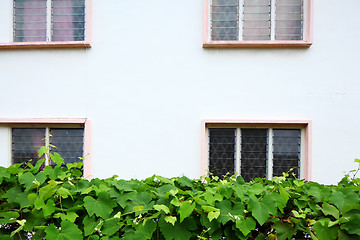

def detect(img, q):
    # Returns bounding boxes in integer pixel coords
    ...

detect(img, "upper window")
[13,0,85,42]
[203,0,313,47]
[203,121,311,181]
[12,127,84,167]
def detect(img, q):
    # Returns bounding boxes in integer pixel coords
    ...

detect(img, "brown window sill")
[0,41,91,50]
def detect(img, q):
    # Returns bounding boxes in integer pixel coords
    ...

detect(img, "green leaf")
[84,192,117,219]
[164,216,177,226]
[101,218,124,236]
[355,159,360,164]
[154,204,170,214]
[158,218,192,240]
[341,214,360,236]
[0,167,10,184]
[248,194,277,225]
[273,221,297,240]
[313,218,338,240]
[329,189,360,212]
[19,172,36,190]
[135,219,157,239]
[45,221,83,240]
[50,152,65,165]
[178,201,195,222]
[208,211,220,222]
[56,187,72,199]
[4,187,31,209]
[54,212,78,222]
[37,146,49,158]
[201,206,219,212]
[235,217,256,236]
[217,200,245,224]
[204,191,223,206]
[321,203,339,219]
[83,215,102,236]
[43,199,56,217]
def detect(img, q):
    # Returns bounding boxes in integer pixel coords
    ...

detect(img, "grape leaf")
[248,194,277,225]
[45,221,83,240]
[84,192,117,219]
[236,217,256,236]
[178,201,195,222]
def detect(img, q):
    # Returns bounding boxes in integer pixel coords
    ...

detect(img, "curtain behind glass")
[275,0,303,40]
[12,128,45,165]
[13,0,47,42]
[52,0,85,41]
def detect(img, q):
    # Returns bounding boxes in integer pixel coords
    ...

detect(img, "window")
[13,0,85,42]
[203,0,313,47]
[202,121,311,181]
[12,127,84,167]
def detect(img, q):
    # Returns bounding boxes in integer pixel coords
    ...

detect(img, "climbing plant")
[0,147,360,239]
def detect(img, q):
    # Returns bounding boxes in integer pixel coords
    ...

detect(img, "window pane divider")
[270,0,276,40]
[238,0,244,41]
[45,127,50,165]
[267,128,273,180]
[46,0,52,41]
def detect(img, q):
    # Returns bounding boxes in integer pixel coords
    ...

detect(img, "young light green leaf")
[154,204,170,214]
[164,216,177,226]
[208,211,220,222]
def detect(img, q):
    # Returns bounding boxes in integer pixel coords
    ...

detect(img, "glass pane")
[275,0,303,40]
[208,128,236,178]
[242,0,271,40]
[52,0,85,41]
[13,0,47,42]
[12,128,45,165]
[211,0,239,40]
[241,129,267,181]
[50,128,84,165]
[272,129,301,177]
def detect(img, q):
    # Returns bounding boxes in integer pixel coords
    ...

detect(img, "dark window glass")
[209,128,236,178]
[241,129,268,181]
[50,128,84,165]
[272,129,301,177]
[12,128,45,165]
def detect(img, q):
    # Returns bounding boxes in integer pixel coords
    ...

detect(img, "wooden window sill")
[203,41,312,48]
[0,41,91,50]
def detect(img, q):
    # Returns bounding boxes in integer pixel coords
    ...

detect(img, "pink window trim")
[201,120,312,181]
[0,0,92,50]
[203,0,314,48]
[0,118,92,180]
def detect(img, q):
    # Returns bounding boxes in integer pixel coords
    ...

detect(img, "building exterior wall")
[0,0,359,184]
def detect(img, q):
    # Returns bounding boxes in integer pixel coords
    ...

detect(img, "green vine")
[0,148,360,239]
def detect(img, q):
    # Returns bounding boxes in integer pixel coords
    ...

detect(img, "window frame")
[0,118,92,179]
[201,120,312,180]
[203,0,313,48]
[0,0,91,49]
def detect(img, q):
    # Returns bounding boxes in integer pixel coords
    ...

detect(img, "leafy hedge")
[1,148,360,239]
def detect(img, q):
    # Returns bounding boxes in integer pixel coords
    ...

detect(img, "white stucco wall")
[0,0,360,184]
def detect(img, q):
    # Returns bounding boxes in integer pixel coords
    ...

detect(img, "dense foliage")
[1,148,360,239]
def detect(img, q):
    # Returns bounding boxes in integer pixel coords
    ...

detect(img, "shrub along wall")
[0,148,360,240]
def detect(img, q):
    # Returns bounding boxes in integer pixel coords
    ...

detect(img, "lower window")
[12,127,84,167]
[206,123,309,181]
